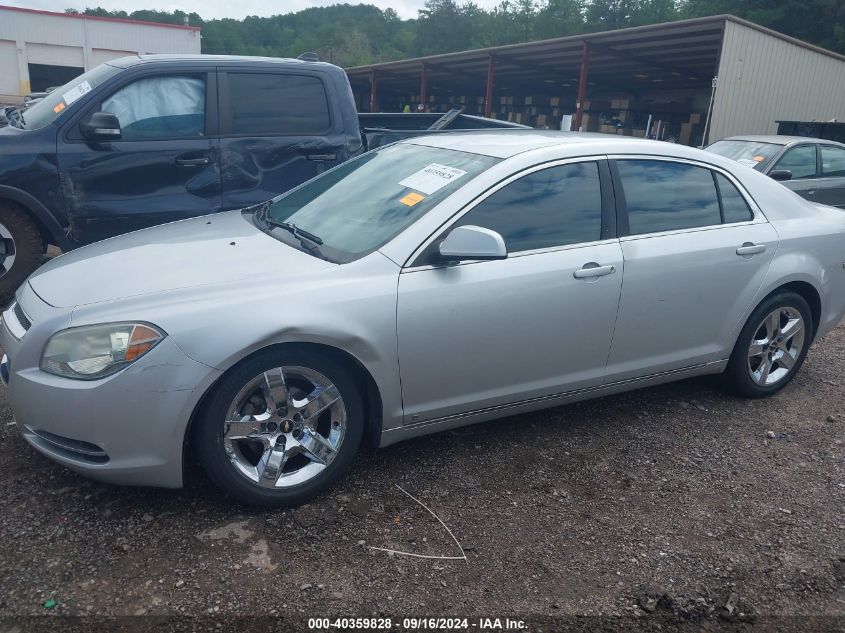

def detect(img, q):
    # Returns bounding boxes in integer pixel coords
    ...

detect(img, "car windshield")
[264,143,500,262]
[17,63,120,131]
[706,139,783,171]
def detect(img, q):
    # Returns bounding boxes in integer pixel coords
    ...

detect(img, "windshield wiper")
[253,203,326,255]
[265,218,323,246]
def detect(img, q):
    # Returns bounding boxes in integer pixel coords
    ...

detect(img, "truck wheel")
[0,202,43,302]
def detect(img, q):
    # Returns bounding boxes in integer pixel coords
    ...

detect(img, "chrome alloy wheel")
[747,307,805,387]
[0,221,17,278]
[223,366,346,488]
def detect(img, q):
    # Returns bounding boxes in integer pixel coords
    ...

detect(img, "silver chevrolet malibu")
[2,131,845,507]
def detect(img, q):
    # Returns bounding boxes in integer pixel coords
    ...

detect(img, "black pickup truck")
[0,54,522,296]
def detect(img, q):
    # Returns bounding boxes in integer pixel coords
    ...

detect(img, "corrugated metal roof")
[345,15,844,93]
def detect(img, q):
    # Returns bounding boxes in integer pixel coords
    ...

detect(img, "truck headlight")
[40,323,165,380]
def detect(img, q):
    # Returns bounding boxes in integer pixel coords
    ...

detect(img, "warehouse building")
[0,4,200,103]
[346,15,845,146]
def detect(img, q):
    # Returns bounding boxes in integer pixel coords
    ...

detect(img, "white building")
[0,4,201,103]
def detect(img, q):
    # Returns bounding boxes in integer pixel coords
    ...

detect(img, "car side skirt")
[379,359,728,447]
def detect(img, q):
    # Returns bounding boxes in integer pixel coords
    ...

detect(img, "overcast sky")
[6,0,503,20]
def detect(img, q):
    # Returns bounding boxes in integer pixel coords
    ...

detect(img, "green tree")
[415,0,478,54]
[534,0,587,39]
[68,0,844,65]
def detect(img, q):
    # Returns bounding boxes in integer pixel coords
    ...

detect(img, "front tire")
[0,202,44,302]
[723,291,812,398]
[195,348,364,507]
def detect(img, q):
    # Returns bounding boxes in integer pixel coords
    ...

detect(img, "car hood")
[28,210,334,308]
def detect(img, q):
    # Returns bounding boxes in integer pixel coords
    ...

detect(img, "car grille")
[13,302,31,331]
[23,426,109,464]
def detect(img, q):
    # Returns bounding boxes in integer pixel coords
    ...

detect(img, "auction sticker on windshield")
[399,164,467,195]
[62,80,92,106]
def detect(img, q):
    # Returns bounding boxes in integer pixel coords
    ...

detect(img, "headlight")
[40,322,165,380]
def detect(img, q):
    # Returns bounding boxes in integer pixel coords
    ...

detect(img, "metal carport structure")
[345,15,845,145]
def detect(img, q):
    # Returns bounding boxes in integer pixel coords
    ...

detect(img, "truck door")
[217,69,347,209]
[57,70,221,244]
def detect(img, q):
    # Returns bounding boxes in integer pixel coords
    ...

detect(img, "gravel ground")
[0,322,844,632]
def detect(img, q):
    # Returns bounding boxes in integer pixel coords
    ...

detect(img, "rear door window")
[773,145,818,179]
[616,160,722,235]
[820,145,845,177]
[715,173,753,223]
[225,72,330,135]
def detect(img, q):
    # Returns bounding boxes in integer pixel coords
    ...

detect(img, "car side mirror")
[80,112,121,141]
[435,225,507,264]
[769,169,792,182]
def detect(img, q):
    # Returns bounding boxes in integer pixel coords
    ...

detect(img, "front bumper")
[1,285,222,488]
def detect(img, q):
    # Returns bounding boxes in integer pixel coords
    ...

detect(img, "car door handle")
[175,156,211,166]
[573,263,616,279]
[736,243,766,256]
[306,153,337,161]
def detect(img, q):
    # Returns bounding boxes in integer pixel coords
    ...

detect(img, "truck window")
[102,75,205,140]
[226,73,330,135]
[17,63,120,131]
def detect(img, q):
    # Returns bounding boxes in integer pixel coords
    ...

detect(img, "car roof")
[720,134,845,147]
[404,130,660,159]
[106,53,340,72]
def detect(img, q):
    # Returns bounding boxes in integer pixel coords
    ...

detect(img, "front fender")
[69,251,406,432]
[0,184,73,250]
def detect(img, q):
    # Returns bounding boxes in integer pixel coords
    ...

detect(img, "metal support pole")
[701,76,718,147]
[573,40,590,131]
[369,71,378,113]
[420,63,428,111]
[484,54,495,118]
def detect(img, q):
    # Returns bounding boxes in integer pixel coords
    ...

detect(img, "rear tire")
[0,202,44,303]
[723,291,812,398]
[195,347,364,507]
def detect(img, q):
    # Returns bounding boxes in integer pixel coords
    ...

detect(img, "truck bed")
[359,110,528,150]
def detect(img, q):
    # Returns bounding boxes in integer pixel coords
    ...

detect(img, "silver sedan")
[2,132,845,507]
[706,135,845,209]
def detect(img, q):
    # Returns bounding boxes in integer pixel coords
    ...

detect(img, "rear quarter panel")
[763,205,845,339]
